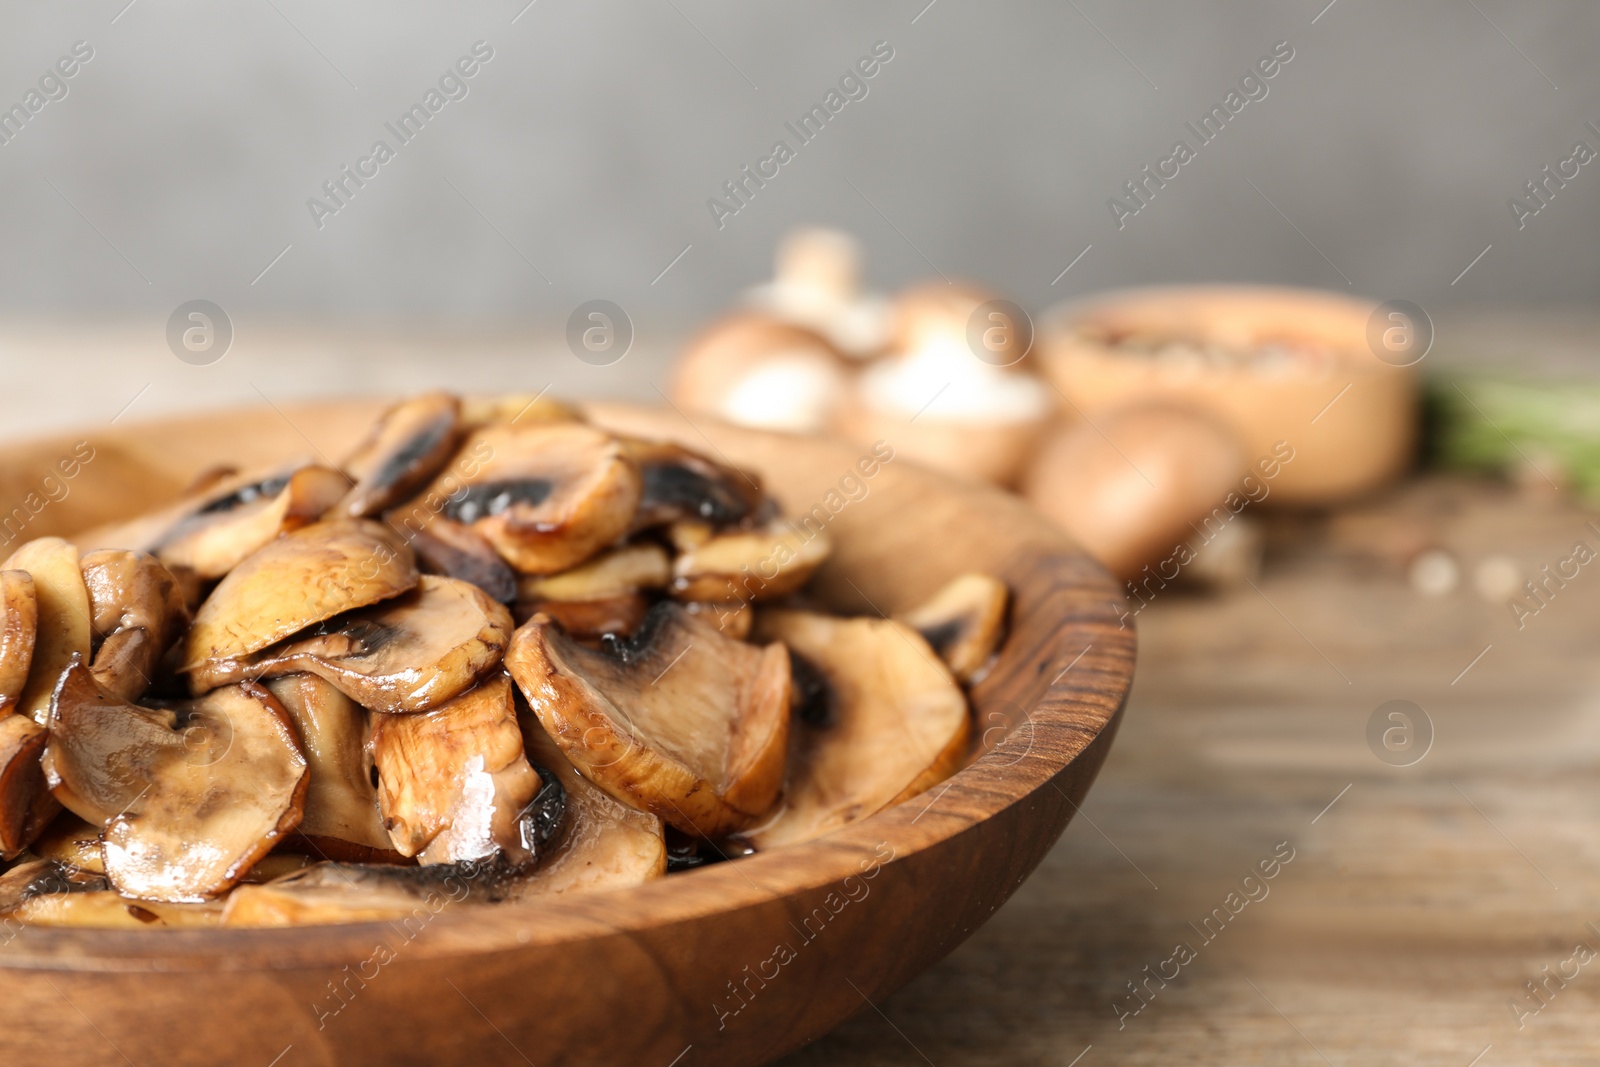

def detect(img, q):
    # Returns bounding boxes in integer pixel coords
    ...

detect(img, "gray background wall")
[0,1,1595,385]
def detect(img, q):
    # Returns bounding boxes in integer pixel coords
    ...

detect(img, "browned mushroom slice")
[0,713,58,858]
[220,859,514,927]
[265,674,390,854]
[508,713,665,898]
[0,858,107,915]
[517,596,649,641]
[42,662,308,902]
[4,538,91,724]
[182,519,418,672]
[459,392,583,430]
[620,438,764,531]
[736,611,969,851]
[31,812,104,874]
[680,600,753,640]
[894,574,1009,683]
[190,576,511,715]
[514,543,668,638]
[0,571,37,713]
[80,549,190,702]
[670,520,830,603]
[76,464,352,581]
[407,422,642,575]
[370,674,541,864]
[12,891,224,928]
[330,392,462,519]
[404,517,517,604]
[506,602,790,837]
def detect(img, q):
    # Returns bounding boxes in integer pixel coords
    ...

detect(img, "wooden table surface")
[780,476,1600,1066]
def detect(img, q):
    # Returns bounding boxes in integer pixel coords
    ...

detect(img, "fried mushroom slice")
[670,520,831,603]
[80,549,189,702]
[189,576,512,715]
[4,538,91,724]
[370,675,541,864]
[405,518,517,604]
[0,858,107,915]
[507,602,791,838]
[514,543,668,638]
[0,714,58,858]
[0,571,37,713]
[735,610,969,851]
[459,393,583,430]
[508,713,665,898]
[182,519,418,672]
[76,464,352,581]
[410,422,642,575]
[620,438,763,531]
[893,573,1009,683]
[42,662,308,902]
[330,392,462,520]
[31,812,104,874]
[219,857,517,927]
[372,685,543,867]
[265,674,390,855]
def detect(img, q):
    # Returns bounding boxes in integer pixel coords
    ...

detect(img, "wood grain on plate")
[0,400,1135,1067]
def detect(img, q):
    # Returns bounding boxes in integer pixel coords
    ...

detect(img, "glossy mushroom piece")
[894,573,1009,683]
[669,519,830,604]
[4,537,91,724]
[506,602,790,838]
[405,422,642,576]
[0,712,57,858]
[265,674,392,859]
[42,662,308,902]
[329,392,462,520]
[0,570,37,713]
[515,543,670,639]
[80,549,189,702]
[734,610,970,851]
[189,576,513,715]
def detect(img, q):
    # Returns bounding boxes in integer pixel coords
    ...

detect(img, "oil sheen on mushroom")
[80,549,190,702]
[893,573,1009,683]
[407,422,642,575]
[189,575,513,715]
[265,673,391,856]
[0,570,37,713]
[4,537,91,724]
[330,392,462,520]
[734,610,970,851]
[182,518,419,673]
[369,674,541,864]
[42,662,308,902]
[506,601,791,838]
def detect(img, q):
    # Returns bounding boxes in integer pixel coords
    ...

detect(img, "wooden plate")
[0,400,1135,1067]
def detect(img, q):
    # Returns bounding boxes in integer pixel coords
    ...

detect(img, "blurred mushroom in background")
[837,282,1055,487]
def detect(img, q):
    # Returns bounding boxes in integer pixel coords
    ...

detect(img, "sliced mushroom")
[506,602,791,837]
[265,674,391,855]
[31,812,105,874]
[182,519,418,672]
[670,520,830,603]
[0,713,58,858]
[4,538,91,724]
[735,610,969,851]
[76,464,352,581]
[514,543,669,638]
[681,599,753,640]
[517,596,650,641]
[620,439,763,531]
[11,891,224,928]
[894,574,1009,683]
[370,675,542,864]
[0,571,37,713]
[406,422,642,575]
[80,549,189,702]
[42,662,308,902]
[0,857,107,914]
[507,713,665,899]
[330,392,462,519]
[190,576,512,715]
[405,518,517,604]
[220,858,516,926]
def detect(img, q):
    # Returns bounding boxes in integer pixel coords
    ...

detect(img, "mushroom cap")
[189,575,513,716]
[736,610,970,851]
[405,518,518,605]
[80,549,190,702]
[894,573,1010,683]
[620,438,764,532]
[404,422,643,576]
[265,673,390,853]
[182,518,419,671]
[1021,403,1247,581]
[669,520,831,603]
[670,312,850,434]
[0,712,57,858]
[889,280,1033,369]
[506,602,791,838]
[330,391,462,519]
